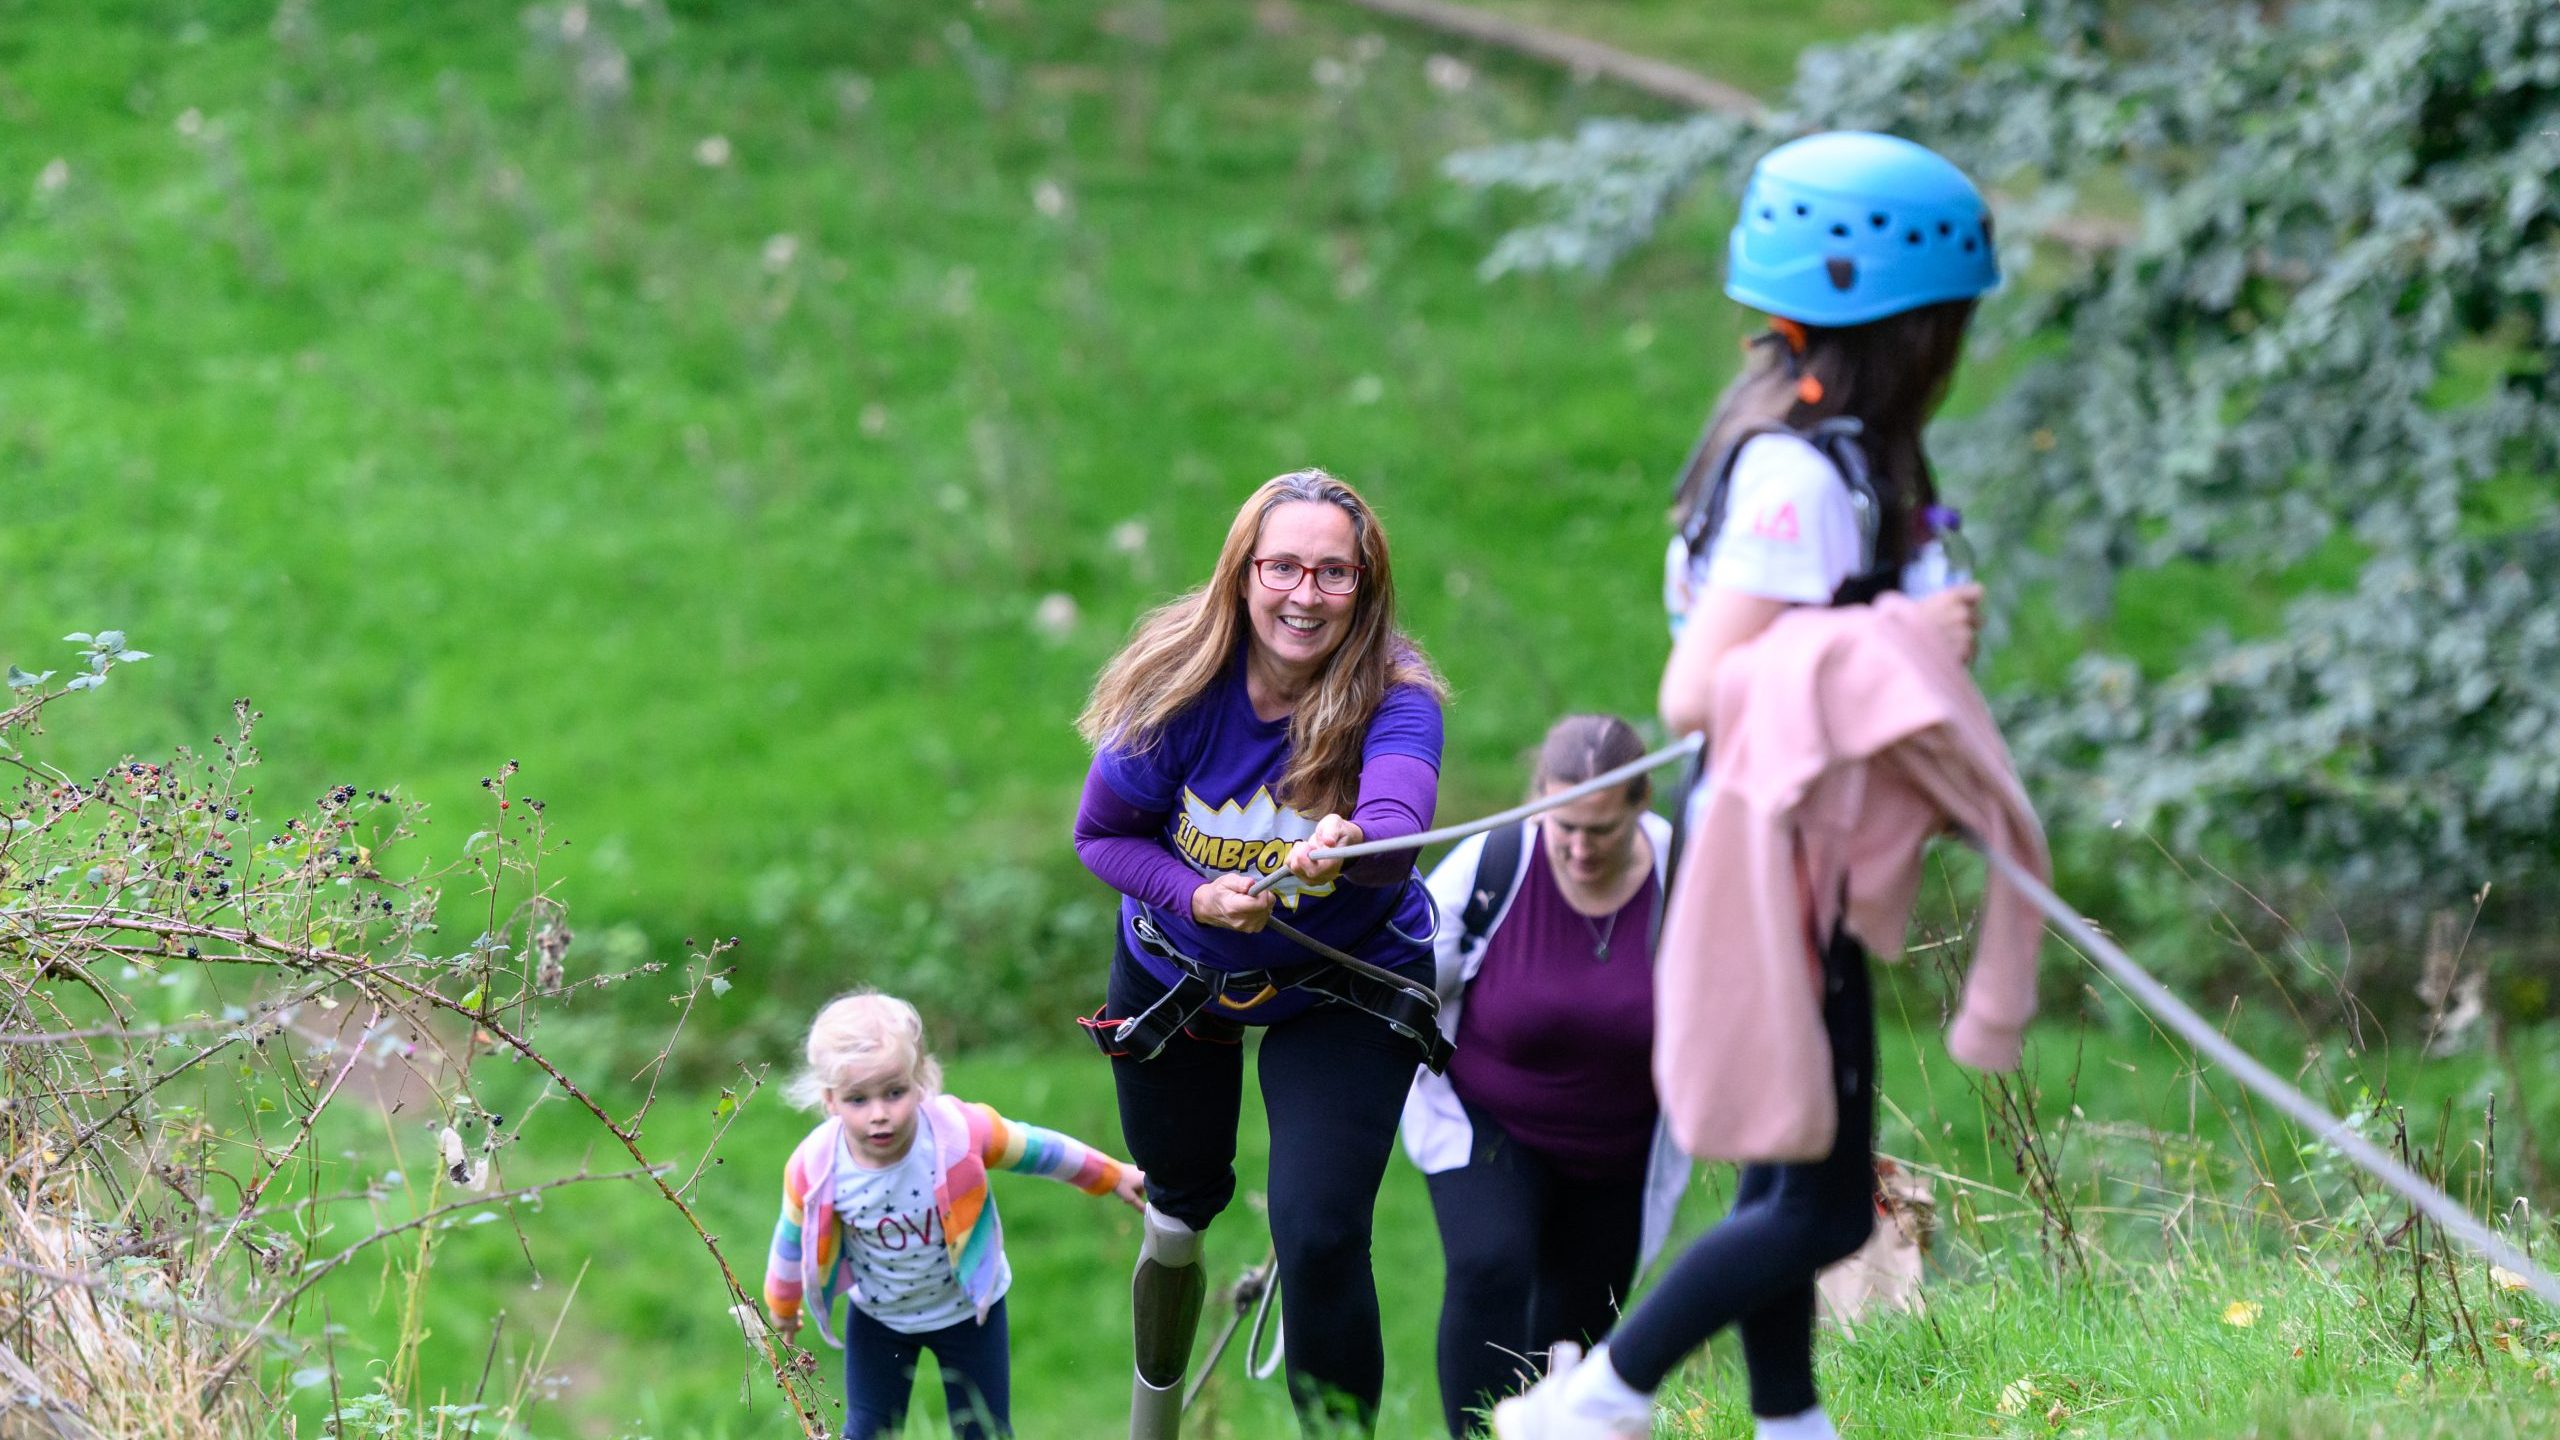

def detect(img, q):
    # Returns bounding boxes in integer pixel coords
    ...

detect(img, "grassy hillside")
[0,0,1769,984]
[290,1004,2560,1437]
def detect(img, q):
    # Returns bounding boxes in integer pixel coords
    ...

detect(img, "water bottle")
[1908,504,1975,595]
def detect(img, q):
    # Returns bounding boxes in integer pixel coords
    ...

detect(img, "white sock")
[1755,1406,1838,1440]
[1558,1345,1653,1424]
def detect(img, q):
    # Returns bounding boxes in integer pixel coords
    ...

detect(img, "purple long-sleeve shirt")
[1074,652,1442,1018]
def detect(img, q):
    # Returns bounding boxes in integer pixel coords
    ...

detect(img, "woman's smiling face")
[1244,500,1360,678]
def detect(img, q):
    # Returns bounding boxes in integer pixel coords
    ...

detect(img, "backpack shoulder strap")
[1679,417,1894,602]
[1802,417,1881,572]
[1458,820,1531,956]
[1673,420,1794,566]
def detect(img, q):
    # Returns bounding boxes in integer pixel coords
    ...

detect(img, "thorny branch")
[0,647,831,1437]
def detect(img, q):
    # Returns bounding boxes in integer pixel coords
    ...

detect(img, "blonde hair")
[783,990,943,1111]
[1076,469,1446,817]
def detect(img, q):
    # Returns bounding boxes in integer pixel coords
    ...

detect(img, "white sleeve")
[1420,836,1482,1005]
[1698,435,1864,606]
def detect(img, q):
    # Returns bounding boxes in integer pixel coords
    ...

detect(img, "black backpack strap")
[1458,821,1530,958]
[1680,417,1904,607]
[1673,421,1791,573]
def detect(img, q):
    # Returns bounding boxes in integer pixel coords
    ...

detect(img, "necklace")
[1582,908,1620,963]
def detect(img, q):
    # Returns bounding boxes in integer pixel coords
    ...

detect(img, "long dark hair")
[1671,298,1976,570]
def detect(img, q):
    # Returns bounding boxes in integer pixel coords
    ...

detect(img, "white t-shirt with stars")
[830,1130,988,1333]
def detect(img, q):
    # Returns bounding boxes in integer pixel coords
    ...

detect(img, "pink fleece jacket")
[1655,593,2050,1163]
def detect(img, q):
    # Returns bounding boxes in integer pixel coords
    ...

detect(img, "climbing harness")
[1079,907,1455,1073]
[1094,735,1709,1067]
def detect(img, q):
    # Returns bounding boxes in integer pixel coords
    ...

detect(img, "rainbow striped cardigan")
[763,1092,1126,1344]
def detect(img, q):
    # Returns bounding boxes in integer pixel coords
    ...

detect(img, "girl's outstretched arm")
[969,1101,1145,1210]
[763,1151,813,1337]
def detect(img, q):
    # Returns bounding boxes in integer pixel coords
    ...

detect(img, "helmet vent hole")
[1760,207,1775,221]
[1937,221,1953,237]
[1828,223,1849,238]
[1870,212,1890,229]
[1825,257,1857,291]
[1793,203,1809,218]
[1905,229,1924,246]
[1962,238,1978,253]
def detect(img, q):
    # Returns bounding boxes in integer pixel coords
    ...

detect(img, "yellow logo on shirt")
[1174,787,1332,908]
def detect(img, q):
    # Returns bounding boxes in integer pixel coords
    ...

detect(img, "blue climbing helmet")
[1725,131,1999,327]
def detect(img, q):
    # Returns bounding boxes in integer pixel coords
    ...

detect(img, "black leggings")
[840,1296,1010,1439]
[1106,942,1422,1433]
[1424,1103,1645,1437]
[1605,930,1878,1418]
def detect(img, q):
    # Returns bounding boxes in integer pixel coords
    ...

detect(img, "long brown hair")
[1671,298,1976,569]
[1077,469,1446,818]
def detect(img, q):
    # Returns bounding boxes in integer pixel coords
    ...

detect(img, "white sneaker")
[1489,1342,1654,1439]
[1755,1409,1839,1440]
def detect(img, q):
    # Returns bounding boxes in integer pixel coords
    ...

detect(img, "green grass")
[12,2,2554,1436]
[0,0,1757,982]
[273,984,2560,1438]
[1734,1250,2560,1439]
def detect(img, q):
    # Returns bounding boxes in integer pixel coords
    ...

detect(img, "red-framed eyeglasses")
[1250,557,1366,596]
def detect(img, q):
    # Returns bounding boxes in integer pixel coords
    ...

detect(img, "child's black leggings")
[1604,929,1879,1418]
[1105,942,1422,1433]
[840,1296,1011,1439]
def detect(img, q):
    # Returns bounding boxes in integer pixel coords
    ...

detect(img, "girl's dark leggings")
[841,1295,1011,1439]
[1604,930,1880,1418]
[1106,942,1422,1434]
[1424,1102,1645,1437]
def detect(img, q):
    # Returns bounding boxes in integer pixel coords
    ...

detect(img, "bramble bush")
[1449,0,2560,948]
[0,635,824,1437]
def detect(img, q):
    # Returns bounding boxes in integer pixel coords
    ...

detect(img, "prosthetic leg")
[1129,1204,1207,1440]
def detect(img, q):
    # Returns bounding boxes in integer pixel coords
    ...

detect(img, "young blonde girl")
[764,991,1145,1439]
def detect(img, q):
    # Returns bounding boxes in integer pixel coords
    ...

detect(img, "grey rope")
[1212,718,2557,1306]
[1244,733,1702,896]
[1183,1248,1281,1410]
[1967,835,2560,1309]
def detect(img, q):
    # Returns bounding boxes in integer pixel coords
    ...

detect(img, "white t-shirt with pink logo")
[831,1131,991,1333]
[1662,433,1959,620]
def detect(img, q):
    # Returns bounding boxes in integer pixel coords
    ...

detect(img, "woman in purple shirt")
[1072,469,1447,1437]
[1399,715,1688,1437]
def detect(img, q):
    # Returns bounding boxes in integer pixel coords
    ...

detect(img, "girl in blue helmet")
[1493,131,1999,1440]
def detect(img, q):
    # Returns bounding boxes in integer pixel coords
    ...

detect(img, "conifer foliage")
[1456,0,2560,919]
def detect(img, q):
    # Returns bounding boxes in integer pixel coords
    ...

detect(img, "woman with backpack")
[1493,131,2002,1440]
[1400,714,1689,1437]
